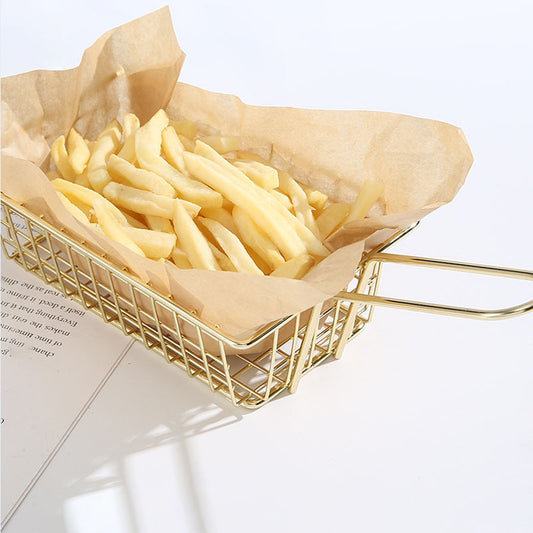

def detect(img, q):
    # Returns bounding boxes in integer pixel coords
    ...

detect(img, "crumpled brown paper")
[1,7,473,341]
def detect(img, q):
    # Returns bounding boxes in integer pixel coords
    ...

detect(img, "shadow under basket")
[2,194,532,409]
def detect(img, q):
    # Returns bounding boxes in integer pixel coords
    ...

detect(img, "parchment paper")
[1,7,473,340]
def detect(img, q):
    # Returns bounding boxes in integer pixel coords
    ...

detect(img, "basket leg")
[289,304,322,393]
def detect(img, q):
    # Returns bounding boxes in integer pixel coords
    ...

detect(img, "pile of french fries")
[48,109,384,279]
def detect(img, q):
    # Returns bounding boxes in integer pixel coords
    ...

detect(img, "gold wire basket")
[2,193,532,409]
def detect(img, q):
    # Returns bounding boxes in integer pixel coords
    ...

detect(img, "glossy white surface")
[2,1,532,531]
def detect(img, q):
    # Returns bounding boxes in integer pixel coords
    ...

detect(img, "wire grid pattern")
[1,197,379,409]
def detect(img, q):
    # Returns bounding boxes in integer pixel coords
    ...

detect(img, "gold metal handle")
[336,253,533,320]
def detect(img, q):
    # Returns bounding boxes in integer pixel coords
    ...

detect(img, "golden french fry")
[87,119,122,193]
[56,192,90,224]
[278,170,320,238]
[192,141,328,257]
[135,110,222,208]
[116,113,140,163]
[201,135,240,154]
[236,150,270,165]
[232,206,285,270]
[172,200,220,271]
[270,189,293,211]
[67,128,91,174]
[316,203,351,239]
[145,215,174,233]
[301,184,328,211]
[198,217,263,275]
[121,227,176,259]
[270,254,314,280]
[233,160,279,190]
[170,119,197,139]
[107,154,177,198]
[51,135,76,180]
[346,179,385,222]
[184,150,306,260]
[170,246,193,269]
[123,113,140,137]
[200,207,238,235]
[54,185,92,219]
[92,199,145,256]
[161,126,189,175]
[51,178,127,225]
[207,242,236,272]
[102,182,200,219]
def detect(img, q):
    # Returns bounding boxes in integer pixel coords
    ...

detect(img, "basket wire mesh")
[5,194,530,408]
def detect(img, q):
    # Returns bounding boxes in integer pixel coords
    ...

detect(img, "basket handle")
[335,253,533,320]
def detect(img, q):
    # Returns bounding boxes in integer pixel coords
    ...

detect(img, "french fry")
[233,160,279,190]
[198,217,263,275]
[345,179,385,222]
[102,182,200,219]
[51,180,92,219]
[316,203,351,239]
[145,215,174,233]
[301,184,328,211]
[200,207,238,235]
[184,150,307,260]
[236,150,270,165]
[170,119,197,139]
[161,126,189,175]
[92,199,145,257]
[172,200,220,271]
[232,206,285,270]
[270,190,293,210]
[117,113,140,163]
[207,242,236,272]
[51,178,127,224]
[135,110,223,208]
[87,119,122,193]
[56,192,90,224]
[67,128,91,174]
[277,170,320,238]
[170,246,193,269]
[107,154,176,198]
[121,227,176,259]
[192,142,328,257]
[202,135,240,154]
[51,135,76,180]
[270,254,314,280]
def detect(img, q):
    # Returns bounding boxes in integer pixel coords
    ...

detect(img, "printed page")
[1,256,134,526]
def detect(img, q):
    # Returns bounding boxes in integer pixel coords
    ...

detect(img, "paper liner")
[1,7,473,342]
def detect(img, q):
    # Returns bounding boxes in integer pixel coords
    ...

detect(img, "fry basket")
[2,194,532,409]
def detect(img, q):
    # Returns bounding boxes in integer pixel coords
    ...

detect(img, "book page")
[1,256,134,527]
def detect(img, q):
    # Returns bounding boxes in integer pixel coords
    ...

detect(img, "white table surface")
[2,1,532,532]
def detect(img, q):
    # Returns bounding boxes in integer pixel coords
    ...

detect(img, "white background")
[2,1,532,532]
